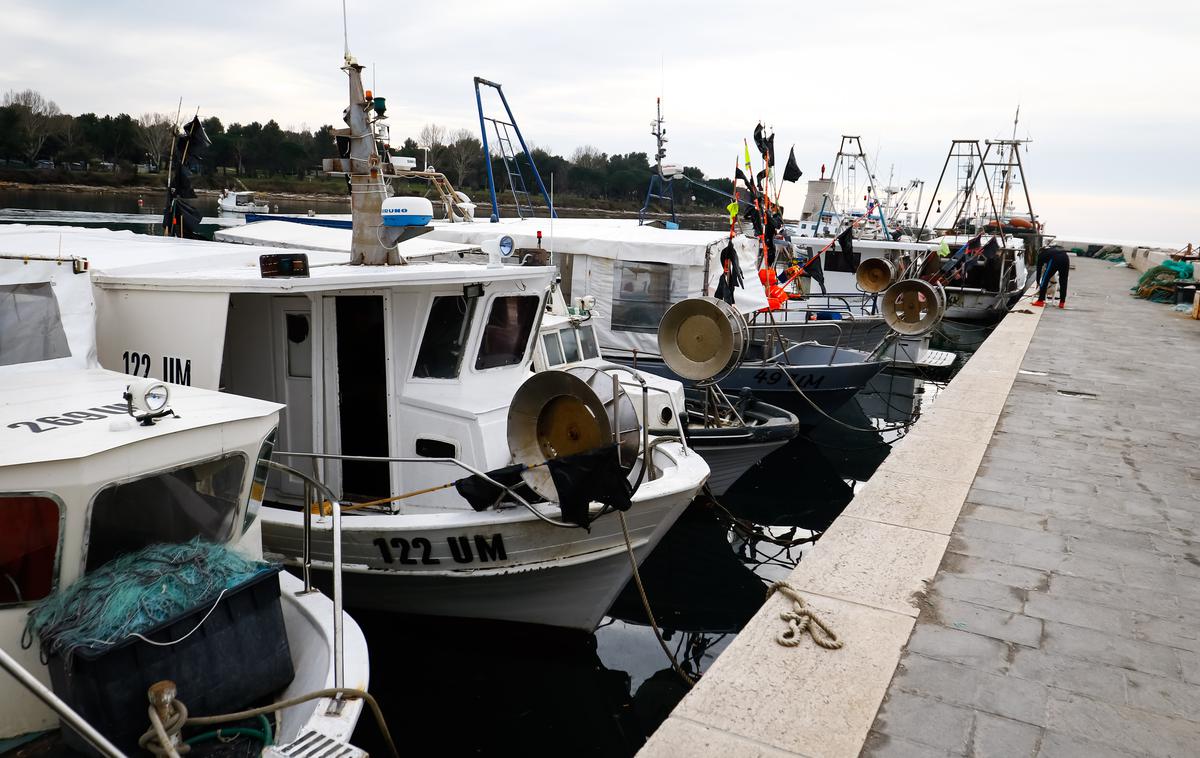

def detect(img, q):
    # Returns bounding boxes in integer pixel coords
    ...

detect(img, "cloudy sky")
[3,0,1197,244]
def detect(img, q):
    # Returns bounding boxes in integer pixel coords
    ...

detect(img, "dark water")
[0,188,348,238]
[1,192,990,758]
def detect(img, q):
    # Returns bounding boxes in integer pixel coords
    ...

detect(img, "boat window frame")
[610,259,673,334]
[81,451,250,573]
[0,490,66,608]
[470,291,543,374]
[410,291,480,382]
[541,330,566,367]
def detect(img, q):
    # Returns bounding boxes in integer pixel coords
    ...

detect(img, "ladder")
[473,77,556,222]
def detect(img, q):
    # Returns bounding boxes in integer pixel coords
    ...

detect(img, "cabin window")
[0,282,71,367]
[560,328,581,363]
[542,333,565,366]
[611,261,671,333]
[415,295,477,379]
[0,494,61,605]
[476,295,540,370]
[578,325,600,359]
[285,314,312,378]
[85,454,246,572]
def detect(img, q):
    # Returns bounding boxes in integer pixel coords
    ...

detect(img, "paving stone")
[930,597,1043,647]
[872,691,974,753]
[1039,621,1182,680]
[862,731,953,758]
[905,624,1012,673]
[1047,574,1180,620]
[1036,730,1150,758]
[1004,648,1129,700]
[955,518,1067,553]
[961,502,1048,531]
[1024,592,1137,637]
[891,653,1049,725]
[939,552,1049,589]
[1124,670,1200,723]
[932,574,1025,614]
[1045,692,1200,758]
[970,713,1043,758]
[1131,613,1200,654]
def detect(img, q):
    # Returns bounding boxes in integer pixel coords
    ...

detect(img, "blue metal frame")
[473,76,556,222]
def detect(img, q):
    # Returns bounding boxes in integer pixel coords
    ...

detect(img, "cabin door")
[330,295,392,500]
[271,297,315,500]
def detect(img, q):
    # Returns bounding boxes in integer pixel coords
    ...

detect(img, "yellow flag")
[726,201,739,222]
[744,141,752,170]
[938,241,952,258]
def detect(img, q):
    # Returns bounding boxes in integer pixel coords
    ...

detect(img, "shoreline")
[0,181,730,221]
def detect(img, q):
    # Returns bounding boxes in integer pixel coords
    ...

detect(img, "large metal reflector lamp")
[881,279,946,336]
[507,369,638,501]
[855,258,896,293]
[657,296,747,382]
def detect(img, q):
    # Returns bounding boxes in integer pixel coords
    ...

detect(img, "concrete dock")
[640,255,1200,757]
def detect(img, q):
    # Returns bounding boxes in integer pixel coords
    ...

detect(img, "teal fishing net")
[24,538,275,662]
[1132,263,1196,303]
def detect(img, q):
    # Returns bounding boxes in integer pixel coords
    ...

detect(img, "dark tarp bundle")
[782,147,803,183]
[179,116,211,160]
[162,191,202,238]
[546,444,633,528]
[455,463,535,511]
[981,237,1000,260]
[714,240,745,305]
[162,115,211,239]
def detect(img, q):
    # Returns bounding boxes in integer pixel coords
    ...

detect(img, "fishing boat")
[535,297,798,496]
[0,48,708,633]
[0,254,370,756]
[217,189,270,214]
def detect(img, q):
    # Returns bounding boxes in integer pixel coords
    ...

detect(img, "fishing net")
[24,538,275,663]
[1131,262,1196,303]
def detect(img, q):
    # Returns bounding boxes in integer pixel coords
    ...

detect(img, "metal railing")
[0,646,126,757]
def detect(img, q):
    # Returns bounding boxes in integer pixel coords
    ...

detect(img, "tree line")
[0,88,732,207]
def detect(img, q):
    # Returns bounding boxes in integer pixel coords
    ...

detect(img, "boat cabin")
[0,255,282,738]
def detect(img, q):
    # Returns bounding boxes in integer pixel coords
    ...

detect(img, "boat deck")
[639,256,1200,757]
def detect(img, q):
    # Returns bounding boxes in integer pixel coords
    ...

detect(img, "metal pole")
[494,84,556,218]
[331,498,344,692]
[473,77,500,222]
[0,646,125,758]
[300,481,313,594]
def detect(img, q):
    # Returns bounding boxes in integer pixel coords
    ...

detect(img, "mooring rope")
[766,581,843,650]
[617,511,696,686]
[778,368,917,434]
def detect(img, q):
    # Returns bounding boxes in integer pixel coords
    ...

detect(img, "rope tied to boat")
[766,581,843,650]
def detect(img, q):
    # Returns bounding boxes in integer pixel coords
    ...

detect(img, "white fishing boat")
[0,254,370,756]
[217,189,270,214]
[535,298,799,496]
[0,48,708,633]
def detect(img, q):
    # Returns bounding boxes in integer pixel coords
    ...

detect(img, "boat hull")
[260,442,707,631]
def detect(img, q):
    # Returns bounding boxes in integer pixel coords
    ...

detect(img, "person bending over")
[1033,245,1071,308]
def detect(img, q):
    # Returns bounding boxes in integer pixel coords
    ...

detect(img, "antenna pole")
[342,0,349,60]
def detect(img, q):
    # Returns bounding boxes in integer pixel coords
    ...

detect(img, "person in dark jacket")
[1033,245,1071,308]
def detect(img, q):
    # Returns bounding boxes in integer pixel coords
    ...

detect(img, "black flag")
[753,123,768,156]
[766,132,776,167]
[179,116,211,160]
[782,147,803,183]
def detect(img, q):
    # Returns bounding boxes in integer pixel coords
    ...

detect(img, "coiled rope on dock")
[766,581,843,650]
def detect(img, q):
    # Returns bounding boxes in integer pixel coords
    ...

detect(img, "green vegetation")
[0,89,732,212]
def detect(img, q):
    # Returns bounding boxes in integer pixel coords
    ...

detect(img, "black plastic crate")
[46,567,295,755]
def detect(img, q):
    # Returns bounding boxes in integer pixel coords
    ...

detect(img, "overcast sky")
[3,0,1197,244]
